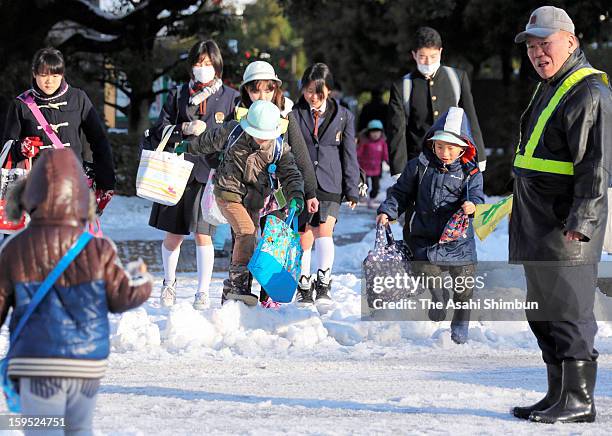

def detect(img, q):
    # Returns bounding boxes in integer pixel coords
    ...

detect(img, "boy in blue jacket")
[377,107,485,343]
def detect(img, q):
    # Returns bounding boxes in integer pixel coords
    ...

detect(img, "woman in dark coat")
[148,40,239,310]
[2,47,116,213]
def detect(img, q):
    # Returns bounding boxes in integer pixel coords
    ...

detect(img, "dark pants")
[523,264,599,364]
[413,262,476,321]
[368,175,381,199]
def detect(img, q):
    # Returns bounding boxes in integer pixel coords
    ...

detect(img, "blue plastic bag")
[248,208,302,303]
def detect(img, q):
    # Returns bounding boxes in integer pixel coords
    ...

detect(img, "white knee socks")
[196,245,215,293]
[161,243,180,284]
[315,236,334,273]
[301,248,312,278]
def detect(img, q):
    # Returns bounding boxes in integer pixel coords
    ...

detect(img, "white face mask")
[417,61,440,77]
[193,65,216,84]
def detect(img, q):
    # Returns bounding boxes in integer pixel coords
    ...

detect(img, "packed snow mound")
[107,272,612,359]
[111,308,161,352]
[145,297,336,357]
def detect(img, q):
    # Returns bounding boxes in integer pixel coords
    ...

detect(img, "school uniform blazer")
[151,83,239,183]
[292,98,360,202]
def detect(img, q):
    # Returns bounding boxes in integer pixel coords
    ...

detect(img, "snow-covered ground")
[1,173,611,435]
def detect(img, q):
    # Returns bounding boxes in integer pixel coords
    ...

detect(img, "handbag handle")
[17,92,65,149]
[0,141,12,168]
[285,207,298,233]
[155,124,176,153]
[374,223,394,249]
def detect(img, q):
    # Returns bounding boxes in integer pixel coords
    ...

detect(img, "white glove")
[359,181,369,197]
[182,120,206,136]
[125,258,153,286]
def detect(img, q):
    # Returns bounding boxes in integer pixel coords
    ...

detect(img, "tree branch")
[104,100,129,111]
[153,88,173,97]
[60,33,125,55]
[94,77,133,98]
[158,57,184,77]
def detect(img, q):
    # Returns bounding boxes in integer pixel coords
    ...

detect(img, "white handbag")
[200,169,228,226]
[135,125,194,206]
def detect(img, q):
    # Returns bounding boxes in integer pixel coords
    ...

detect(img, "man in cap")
[510,5,611,424]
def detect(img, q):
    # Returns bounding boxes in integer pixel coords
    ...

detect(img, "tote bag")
[136,125,194,206]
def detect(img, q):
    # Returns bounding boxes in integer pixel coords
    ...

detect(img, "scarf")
[189,78,223,115]
[30,78,69,102]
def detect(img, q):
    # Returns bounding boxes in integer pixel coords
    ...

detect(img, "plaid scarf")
[189,78,222,115]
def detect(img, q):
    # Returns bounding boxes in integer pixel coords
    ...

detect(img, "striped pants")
[19,377,100,436]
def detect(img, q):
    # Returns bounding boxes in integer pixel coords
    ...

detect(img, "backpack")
[402,66,461,117]
[220,124,283,168]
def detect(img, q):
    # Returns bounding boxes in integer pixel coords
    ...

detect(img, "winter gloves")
[182,120,206,136]
[289,197,304,214]
[20,136,43,158]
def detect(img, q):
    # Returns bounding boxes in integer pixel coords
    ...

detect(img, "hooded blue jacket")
[378,108,485,265]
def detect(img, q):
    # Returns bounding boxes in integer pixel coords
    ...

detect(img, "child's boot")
[450,305,470,344]
[314,269,333,310]
[296,274,315,306]
[224,264,258,307]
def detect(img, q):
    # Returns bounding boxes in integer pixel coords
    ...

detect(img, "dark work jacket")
[292,97,360,202]
[386,66,486,175]
[509,50,612,265]
[3,84,116,190]
[151,83,239,183]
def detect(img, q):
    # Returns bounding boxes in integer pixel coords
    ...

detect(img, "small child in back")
[377,107,484,344]
[357,119,388,208]
[0,149,152,433]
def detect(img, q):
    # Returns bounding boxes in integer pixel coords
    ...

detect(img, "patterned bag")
[0,143,30,234]
[136,125,194,206]
[439,210,470,244]
[248,207,302,303]
[362,224,415,308]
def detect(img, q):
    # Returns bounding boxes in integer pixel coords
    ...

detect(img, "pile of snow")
[106,270,612,360]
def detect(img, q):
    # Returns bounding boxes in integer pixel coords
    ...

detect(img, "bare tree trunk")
[128,96,152,135]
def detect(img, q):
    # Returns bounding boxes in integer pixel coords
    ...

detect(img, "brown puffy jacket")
[0,149,151,378]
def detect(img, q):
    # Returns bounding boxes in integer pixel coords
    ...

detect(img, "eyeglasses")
[526,39,558,52]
